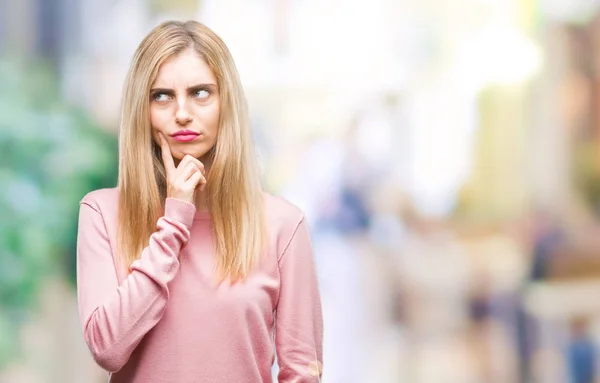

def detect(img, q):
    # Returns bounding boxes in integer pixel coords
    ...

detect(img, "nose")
[175,99,193,125]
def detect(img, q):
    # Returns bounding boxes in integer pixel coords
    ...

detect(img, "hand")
[158,132,207,204]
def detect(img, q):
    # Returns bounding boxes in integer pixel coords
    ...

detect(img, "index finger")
[158,132,175,175]
[188,157,207,177]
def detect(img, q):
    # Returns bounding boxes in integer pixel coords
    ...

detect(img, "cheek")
[207,104,220,133]
[149,107,170,139]
[194,103,220,136]
[149,107,164,129]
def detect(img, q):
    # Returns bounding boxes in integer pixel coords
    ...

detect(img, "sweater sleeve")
[76,197,196,373]
[276,217,324,382]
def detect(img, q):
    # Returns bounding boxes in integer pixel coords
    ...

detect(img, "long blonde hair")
[117,20,266,282]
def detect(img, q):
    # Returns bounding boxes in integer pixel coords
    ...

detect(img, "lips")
[170,130,200,142]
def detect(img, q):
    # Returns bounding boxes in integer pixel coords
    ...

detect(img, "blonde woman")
[76,20,323,382]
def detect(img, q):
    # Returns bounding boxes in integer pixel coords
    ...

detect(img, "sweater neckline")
[194,210,211,220]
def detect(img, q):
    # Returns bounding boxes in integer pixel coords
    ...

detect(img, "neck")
[194,189,209,212]
[195,155,212,212]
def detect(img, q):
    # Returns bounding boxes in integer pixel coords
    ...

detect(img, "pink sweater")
[76,188,323,382]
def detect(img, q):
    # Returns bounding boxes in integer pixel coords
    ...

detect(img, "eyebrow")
[150,83,217,93]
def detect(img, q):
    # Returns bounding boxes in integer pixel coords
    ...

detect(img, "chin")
[173,146,212,161]
[173,151,200,160]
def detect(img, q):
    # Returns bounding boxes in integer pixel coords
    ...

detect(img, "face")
[150,48,220,164]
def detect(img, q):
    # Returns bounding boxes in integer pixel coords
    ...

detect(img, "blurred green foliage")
[574,142,600,215]
[0,58,118,368]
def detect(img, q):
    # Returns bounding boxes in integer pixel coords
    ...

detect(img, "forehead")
[152,49,217,87]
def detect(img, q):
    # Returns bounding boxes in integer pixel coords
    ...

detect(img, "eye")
[152,92,172,102]
[194,89,210,99]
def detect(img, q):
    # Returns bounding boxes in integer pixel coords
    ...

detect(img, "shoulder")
[263,192,305,229]
[263,192,307,248]
[80,187,119,215]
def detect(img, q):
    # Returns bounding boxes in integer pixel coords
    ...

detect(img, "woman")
[76,20,323,382]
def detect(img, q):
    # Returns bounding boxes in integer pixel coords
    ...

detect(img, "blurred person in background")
[76,20,322,383]
[281,116,376,382]
[567,317,597,383]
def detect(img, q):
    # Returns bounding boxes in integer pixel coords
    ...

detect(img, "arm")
[76,197,195,372]
[276,217,324,382]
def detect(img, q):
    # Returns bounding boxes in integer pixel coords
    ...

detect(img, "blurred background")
[2,0,600,382]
